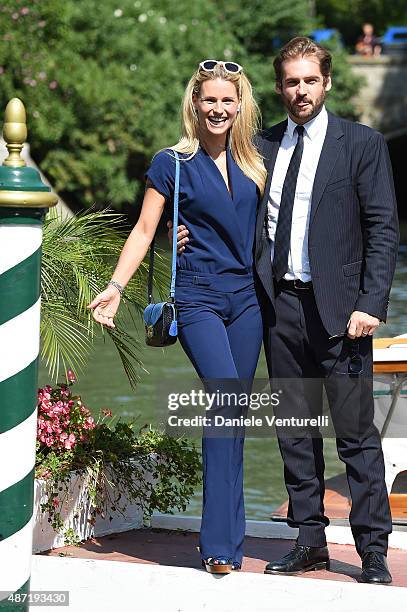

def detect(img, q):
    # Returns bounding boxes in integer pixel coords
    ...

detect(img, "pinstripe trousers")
[264,283,392,555]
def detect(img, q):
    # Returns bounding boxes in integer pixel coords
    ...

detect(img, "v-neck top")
[146,147,259,288]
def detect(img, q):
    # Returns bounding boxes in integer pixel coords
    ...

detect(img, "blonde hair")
[168,64,267,195]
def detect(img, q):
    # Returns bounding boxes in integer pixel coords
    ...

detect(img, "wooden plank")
[374,362,407,373]
[390,494,407,518]
[273,491,407,520]
[374,338,407,349]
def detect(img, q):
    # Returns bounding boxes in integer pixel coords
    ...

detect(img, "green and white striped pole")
[0,99,57,609]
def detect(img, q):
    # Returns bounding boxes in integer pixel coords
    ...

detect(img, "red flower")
[37,382,96,452]
[66,368,76,385]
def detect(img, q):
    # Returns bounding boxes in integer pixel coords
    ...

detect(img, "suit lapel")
[255,121,287,250]
[309,112,344,227]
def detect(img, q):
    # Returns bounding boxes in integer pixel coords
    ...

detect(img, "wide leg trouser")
[176,279,263,564]
[265,285,392,555]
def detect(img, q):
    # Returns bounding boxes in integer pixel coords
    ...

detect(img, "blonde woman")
[88,61,267,573]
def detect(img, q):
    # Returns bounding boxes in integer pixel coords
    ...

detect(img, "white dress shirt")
[267,106,328,281]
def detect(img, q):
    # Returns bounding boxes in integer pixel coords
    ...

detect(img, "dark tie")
[272,125,305,282]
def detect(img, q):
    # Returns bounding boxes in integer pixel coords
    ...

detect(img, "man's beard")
[283,90,326,122]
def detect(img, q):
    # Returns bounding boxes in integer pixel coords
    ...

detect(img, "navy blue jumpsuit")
[146,146,263,564]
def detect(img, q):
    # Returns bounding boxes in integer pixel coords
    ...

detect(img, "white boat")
[373,334,407,519]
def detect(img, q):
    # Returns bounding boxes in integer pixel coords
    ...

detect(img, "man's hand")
[347,311,380,339]
[167,220,189,254]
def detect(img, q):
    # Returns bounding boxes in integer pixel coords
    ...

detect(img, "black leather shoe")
[264,544,330,575]
[231,561,241,571]
[202,556,233,574]
[360,552,392,584]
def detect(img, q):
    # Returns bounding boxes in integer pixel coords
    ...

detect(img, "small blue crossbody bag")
[143,151,180,347]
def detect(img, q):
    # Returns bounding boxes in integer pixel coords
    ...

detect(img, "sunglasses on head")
[199,60,243,74]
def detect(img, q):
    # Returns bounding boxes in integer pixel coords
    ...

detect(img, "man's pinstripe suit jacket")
[254,111,400,337]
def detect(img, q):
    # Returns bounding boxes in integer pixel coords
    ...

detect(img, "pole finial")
[2,98,27,167]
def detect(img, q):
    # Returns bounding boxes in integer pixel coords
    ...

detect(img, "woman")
[88,60,267,573]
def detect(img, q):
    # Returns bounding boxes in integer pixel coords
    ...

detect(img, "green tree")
[0,0,238,211]
[0,0,360,212]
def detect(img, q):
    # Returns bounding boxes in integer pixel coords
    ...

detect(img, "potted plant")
[33,371,201,551]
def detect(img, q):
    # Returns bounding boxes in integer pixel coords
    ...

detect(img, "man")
[173,37,399,583]
[254,37,398,584]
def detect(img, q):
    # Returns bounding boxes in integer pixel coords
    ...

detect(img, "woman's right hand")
[87,286,122,329]
[167,220,189,253]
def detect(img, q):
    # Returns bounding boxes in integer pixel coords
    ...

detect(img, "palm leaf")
[41,307,91,380]
[41,208,169,387]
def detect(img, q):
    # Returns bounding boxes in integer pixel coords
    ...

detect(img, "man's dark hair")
[273,37,332,86]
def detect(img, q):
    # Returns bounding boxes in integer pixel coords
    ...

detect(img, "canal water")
[38,242,407,520]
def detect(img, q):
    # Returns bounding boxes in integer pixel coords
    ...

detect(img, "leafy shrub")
[0,0,360,212]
